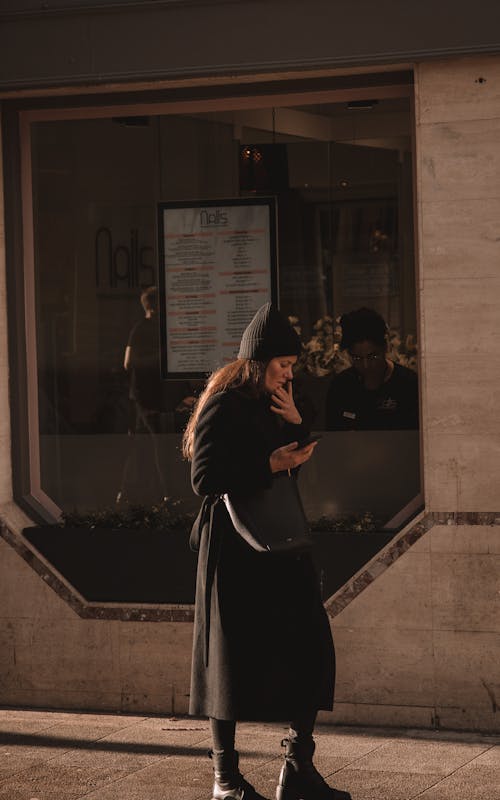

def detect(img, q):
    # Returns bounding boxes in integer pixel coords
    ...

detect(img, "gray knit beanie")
[238,303,301,360]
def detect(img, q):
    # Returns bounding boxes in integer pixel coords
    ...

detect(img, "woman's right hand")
[269,441,317,473]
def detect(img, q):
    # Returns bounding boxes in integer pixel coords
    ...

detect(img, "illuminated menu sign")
[158,198,277,377]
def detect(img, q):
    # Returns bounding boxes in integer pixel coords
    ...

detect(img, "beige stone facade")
[328,523,500,731]
[416,57,500,513]
[1,55,499,731]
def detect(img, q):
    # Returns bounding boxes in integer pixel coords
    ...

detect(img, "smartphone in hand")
[296,434,322,450]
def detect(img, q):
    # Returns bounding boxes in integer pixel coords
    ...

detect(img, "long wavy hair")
[182,359,266,460]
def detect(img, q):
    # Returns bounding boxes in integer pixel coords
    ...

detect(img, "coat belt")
[203,496,222,667]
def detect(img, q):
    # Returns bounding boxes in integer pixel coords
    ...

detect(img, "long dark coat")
[189,387,335,722]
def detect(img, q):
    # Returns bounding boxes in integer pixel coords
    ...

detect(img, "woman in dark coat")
[183,304,351,800]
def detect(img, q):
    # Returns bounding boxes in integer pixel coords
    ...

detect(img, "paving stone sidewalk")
[0,708,499,800]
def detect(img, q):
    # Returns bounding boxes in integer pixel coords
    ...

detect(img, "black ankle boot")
[276,737,352,800]
[210,749,268,800]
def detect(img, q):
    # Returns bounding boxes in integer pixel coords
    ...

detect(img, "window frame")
[5,71,419,521]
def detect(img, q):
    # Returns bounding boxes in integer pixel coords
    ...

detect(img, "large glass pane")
[31,95,419,537]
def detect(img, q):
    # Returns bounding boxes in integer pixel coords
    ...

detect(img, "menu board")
[158,198,277,377]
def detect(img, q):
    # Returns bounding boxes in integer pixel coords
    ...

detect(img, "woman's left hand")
[270,382,302,425]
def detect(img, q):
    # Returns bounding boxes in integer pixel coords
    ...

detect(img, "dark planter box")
[310,531,395,600]
[23,526,394,605]
[23,526,198,605]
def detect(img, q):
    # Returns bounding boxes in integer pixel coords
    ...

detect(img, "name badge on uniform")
[343,411,356,419]
[379,398,397,411]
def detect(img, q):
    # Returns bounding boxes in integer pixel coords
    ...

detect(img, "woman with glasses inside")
[326,307,418,431]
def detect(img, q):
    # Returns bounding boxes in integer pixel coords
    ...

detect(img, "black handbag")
[223,472,311,554]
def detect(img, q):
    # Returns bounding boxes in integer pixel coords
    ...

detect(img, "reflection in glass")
[117,286,166,506]
[325,307,419,432]
[31,96,419,526]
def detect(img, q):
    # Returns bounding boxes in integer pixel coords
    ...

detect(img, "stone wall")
[0,533,192,714]
[416,56,500,512]
[324,55,500,732]
[328,523,500,731]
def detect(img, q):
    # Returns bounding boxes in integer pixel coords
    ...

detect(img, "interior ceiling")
[208,96,411,151]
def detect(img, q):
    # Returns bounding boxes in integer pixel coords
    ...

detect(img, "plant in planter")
[290,314,418,378]
[23,499,198,605]
[310,511,382,532]
[387,327,418,371]
[23,496,398,605]
[59,497,196,532]
[290,315,350,378]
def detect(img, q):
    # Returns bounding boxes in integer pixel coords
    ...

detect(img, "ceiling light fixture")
[346,100,378,111]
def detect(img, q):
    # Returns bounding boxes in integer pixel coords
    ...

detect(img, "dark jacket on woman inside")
[189,386,335,722]
[326,362,419,431]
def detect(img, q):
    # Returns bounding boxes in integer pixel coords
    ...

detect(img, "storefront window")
[29,94,419,530]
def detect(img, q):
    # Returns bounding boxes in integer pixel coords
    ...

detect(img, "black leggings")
[210,712,317,752]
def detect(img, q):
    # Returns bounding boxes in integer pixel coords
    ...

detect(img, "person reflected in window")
[116,286,166,505]
[326,307,418,431]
